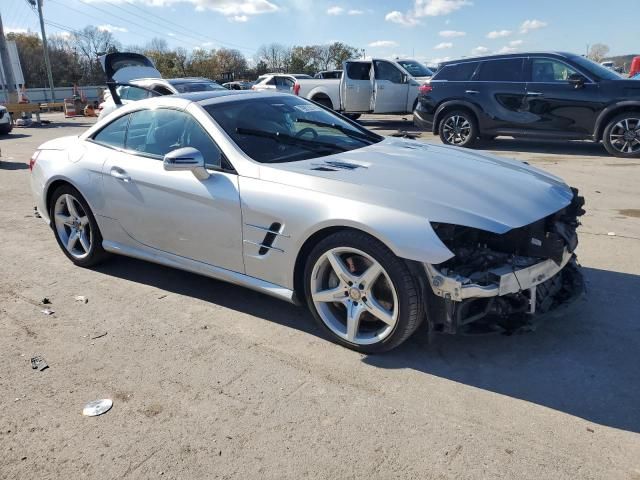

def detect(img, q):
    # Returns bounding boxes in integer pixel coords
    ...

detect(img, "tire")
[344,113,361,121]
[304,230,424,353]
[49,184,108,267]
[602,112,640,158]
[0,123,11,135]
[438,109,478,147]
[313,96,333,110]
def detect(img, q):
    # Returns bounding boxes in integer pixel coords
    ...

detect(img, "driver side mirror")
[163,147,210,180]
[402,73,409,84]
[568,73,586,89]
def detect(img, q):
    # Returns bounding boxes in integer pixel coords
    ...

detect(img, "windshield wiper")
[295,118,377,143]
[235,127,349,153]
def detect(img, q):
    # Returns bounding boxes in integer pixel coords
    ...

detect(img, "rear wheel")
[304,230,423,353]
[602,113,640,158]
[49,185,108,267]
[439,110,478,147]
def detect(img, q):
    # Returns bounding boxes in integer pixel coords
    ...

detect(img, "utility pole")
[29,0,56,102]
[0,12,18,103]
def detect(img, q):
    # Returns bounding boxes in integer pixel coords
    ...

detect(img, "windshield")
[204,95,381,163]
[568,55,622,80]
[397,60,433,77]
[171,81,226,93]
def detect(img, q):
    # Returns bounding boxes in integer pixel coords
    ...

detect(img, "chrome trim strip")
[243,239,284,253]
[245,223,290,238]
[102,240,295,303]
[424,248,573,302]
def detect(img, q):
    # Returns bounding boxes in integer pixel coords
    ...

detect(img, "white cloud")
[429,56,451,64]
[86,0,279,19]
[434,42,453,49]
[385,0,472,28]
[439,30,465,38]
[497,46,518,54]
[486,29,512,39]
[385,10,419,26]
[414,0,472,16]
[471,46,490,55]
[347,9,364,15]
[520,19,547,33]
[327,6,344,15]
[53,31,72,40]
[229,14,248,21]
[509,39,523,47]
[98,24,128,33]
[369,40,399,48]
[168,32,176,36]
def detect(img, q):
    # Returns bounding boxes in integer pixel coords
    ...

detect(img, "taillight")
[29,151,40,172]
[293,82,300,96]
[419,84,433,95]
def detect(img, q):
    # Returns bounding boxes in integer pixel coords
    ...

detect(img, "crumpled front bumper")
[422,250,584,333]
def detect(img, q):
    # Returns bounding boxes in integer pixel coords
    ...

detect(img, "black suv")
[414,52,640,158]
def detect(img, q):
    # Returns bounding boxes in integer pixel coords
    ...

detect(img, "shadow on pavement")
[96,255,640,433]
[0,160,29,170]
[0,133,31,140]
[363,267,640,434]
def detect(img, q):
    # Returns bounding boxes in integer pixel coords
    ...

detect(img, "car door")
[341,61,373,112]
[97,107,244,273]
[372,60,410,113]
[472,58,528,132]
[522,57,602,136]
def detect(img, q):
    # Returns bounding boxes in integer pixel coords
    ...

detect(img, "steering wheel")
[295,127,318,140]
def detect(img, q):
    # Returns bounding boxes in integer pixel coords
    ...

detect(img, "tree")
[73,26,121,84]
[588,43,610,63]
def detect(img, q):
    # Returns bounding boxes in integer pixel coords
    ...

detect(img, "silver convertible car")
[30,88,585,352]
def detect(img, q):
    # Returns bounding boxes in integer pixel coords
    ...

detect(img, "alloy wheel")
[442,115,472,145]
[608,117,640,154]
[310,247,399,345]
[53,194,92,259]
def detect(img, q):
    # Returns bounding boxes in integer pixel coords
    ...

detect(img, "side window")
[181,117,225,170]
[435,62,479,81]
[530,58,579,82]
[93,114,130,149]
[275,77,294,88]
[346,62,371,81]
[153,85,173,95]
[126,86,151,101]
[374,61,403,83]
[265,77,276,86]
[477,59,524,82]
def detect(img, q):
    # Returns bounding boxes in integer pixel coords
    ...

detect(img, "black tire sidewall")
[303,230,422,353]
[439,110,478,147]
[49,184,106,267]
[602,112,640,158]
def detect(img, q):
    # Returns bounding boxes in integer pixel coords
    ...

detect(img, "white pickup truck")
[293,58,432,117]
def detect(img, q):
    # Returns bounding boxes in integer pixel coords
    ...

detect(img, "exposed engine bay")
[424,188,586,334]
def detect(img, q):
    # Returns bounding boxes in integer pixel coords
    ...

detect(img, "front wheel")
[49,185,108,267]
[439,110,478,147]
[304,230,423,353]
[602,113,640,158]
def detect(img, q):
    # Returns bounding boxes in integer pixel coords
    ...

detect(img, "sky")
[2,0,637,64]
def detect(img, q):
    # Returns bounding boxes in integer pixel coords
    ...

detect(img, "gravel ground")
[1,113,639,480]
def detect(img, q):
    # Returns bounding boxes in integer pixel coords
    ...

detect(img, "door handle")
[110,167,131,183]
[465,90,479,94]
[527,92,544,96]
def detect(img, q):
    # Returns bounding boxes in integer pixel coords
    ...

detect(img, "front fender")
[593,101,640,140]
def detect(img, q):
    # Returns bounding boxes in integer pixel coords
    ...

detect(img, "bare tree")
[588,43,610,63]
[73,26,120,84]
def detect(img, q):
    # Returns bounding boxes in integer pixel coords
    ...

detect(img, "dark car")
[414,52,640,158]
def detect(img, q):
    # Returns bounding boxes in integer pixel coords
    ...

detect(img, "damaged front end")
[424,188,586,334]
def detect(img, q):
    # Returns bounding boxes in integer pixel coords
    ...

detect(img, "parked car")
[395,59,434,81]
[0,106,12,135]
[30,69,585,352]
[314,70,342,79]
[222,81,253,90]
[600,60,615,70]
[293,58,429,116]
[252,73,313,93]
[98,52,226,119]
[629,56,640,78]
[414,52,640,158]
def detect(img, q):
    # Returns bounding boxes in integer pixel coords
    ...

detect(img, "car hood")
[261,138,574,234]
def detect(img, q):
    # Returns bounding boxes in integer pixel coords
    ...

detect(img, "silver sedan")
[30,90,584,352]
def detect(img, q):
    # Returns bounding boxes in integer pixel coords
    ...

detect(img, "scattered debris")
[74,295,88,304]
[391,130,421,139]
[30,355,49,371]
[595,190,601,193]
[33,206,41,218]
[586,427,595,433]
[82,399,113,417]
[157,294,167,300]
[41,298,51,305]
[41,308,54,316]
[505,448,514,454]
[607,232,616,236]
[90,332,108,340]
